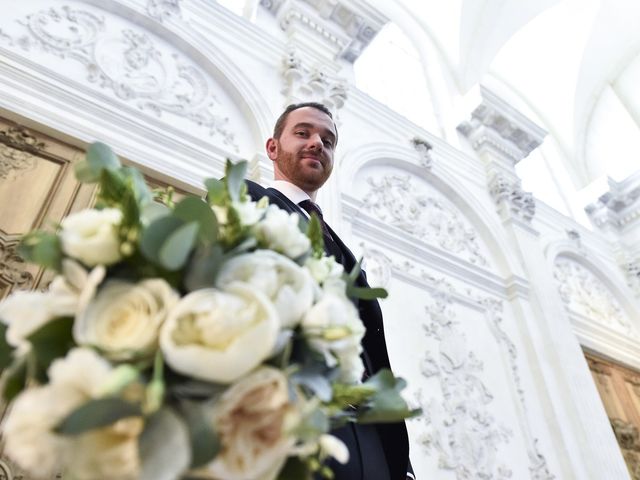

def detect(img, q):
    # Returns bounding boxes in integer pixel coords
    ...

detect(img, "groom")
[246,102,413,480]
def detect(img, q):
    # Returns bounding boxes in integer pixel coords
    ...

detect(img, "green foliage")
[204,178,226,207]
[75,142,121,183]
[173,197,218,245]
[18,231,62,271]
[290,363,333,402]
[0,323,14,370]
[139,408,192,480]
[277,456,312,480]
[306,214,325,259]
[225,160,248,203]
[55,397,142,435]
[183,245,224,292]
[293,407,330,442]
[27,316,75,382]
[179,401,220,468]
[356,369,421,424]
[2,355,27,402]
[158,222,200,271]
[344,257,388,301]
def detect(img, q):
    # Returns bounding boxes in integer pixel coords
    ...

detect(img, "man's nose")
[308,133,323,150]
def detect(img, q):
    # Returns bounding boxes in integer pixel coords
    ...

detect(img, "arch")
[338,141,524,279]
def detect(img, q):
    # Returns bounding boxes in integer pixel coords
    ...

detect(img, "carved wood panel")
[586,351,640,479]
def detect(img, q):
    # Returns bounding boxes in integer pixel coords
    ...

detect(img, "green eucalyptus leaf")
[356,369,421,424]
[290,365,333,402]
[276,456,312,480]
[180,401,220,468]
[0,323,13,369]
[140,216,184,263]
[347,257,363,284]
[294,407,330,441]
[121,166,153,206]
[159,221,199,271]
[346,285,388,300]
[77,142,120,182]
[204,178,227,206]
[18,231,62,271]
[225,160,247,202]
[174,196,218,245]
[2,355,27,402]
[55,397,141,435]
[184,245,224,292]
[139,408,191,480]
[141,202,171,226]
[27,316,74,382]
[306,214,324,259]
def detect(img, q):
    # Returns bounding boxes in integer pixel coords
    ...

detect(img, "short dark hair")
[272,102,337,145]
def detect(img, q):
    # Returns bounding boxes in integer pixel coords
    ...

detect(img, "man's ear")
[266,138,278,161]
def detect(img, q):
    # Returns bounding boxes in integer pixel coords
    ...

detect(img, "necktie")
[298,199,331,237]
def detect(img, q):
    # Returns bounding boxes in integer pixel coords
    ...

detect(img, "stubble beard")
[276,147,331,193]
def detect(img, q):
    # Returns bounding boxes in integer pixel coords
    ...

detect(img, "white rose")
[0,261,105,348]
[217,250,314,328]
[302,292,366,383]
[191,367,295,480]
[2,348,142,480]
[319,434,349,464]
[160,283,279,383]
[74,278,178,360]
[60,208,122,266]
[253,205,310,259]
[305,255,344,285]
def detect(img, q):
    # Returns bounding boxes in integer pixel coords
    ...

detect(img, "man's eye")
[323,139,334,148]
[295,131,307,136]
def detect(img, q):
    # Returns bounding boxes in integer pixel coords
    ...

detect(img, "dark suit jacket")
[246,180,412,480]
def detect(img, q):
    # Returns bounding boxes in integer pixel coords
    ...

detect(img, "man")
[247,102,414,480]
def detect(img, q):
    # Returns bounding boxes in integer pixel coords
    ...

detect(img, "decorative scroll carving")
[147,0,182,22]
[281,49,347,111]
[1,6,238,150]
[0,126,45,180]
[488,173,535,223]
[0,237,34,291]
[361,174,489,266]
[411,137,433,169]
[611,419,640,480]
[624,259,640,296]
[553,257,636,336]
[419,287,513,479]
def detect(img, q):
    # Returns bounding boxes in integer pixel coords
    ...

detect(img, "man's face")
[266,107,337,195]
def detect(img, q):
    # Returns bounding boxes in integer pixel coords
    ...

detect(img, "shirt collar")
[270,180,311,205]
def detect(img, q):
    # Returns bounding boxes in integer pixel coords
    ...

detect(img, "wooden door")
[586,350,640,479]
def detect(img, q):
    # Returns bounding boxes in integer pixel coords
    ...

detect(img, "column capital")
[457,87,547,169]
[260,0,387,64]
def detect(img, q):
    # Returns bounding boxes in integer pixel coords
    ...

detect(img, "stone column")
[458,87,629,479]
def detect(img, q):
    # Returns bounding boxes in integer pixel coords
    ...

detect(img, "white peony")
[302,292,366,383]
[191,367,296,480]
[253,205,310,259]
[2,348,142,480]
[60,208,122,266]
[217,250,314,328]
[74,278,178,360]
[160,283,279,383]
[319,434,349,464]
[0,261,105,349]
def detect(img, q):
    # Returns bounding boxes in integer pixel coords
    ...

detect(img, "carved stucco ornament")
[411,137,434,169]
[146,0,182,22]
[488,172,535,223]
[553,257,636,336]
[281,49,347,111]
[361,174,489,266]
[413,281,554,479]
[0,5,238,151]
[0,126,44,180]
[418,288,514,479]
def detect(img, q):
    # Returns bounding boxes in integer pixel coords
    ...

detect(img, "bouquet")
[0,143,418,480]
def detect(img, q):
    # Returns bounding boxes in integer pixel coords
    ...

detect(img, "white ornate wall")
[1,1,639,479]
